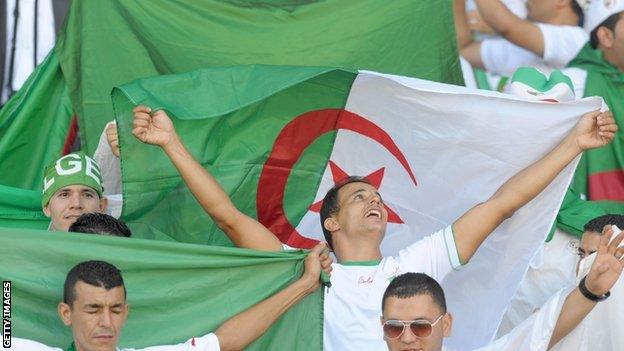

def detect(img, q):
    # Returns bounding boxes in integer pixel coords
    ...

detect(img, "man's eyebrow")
[84,304,103,309]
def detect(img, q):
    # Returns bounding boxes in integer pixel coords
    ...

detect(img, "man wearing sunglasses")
[381,225,624,351]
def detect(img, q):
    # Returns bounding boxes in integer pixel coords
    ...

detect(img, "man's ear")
[597,26,615,49]
[99,196,108,212]
[43,205,51,217]
[58,302,72,326]
[324,217,340,233]
[443,312,453,337]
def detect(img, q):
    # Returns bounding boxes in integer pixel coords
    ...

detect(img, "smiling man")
[12,245,325,351]
[42,153,108,231]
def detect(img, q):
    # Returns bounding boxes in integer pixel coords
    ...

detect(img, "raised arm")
[132,105,282,251]
[453,110,617,263]
[215,243,324,351]
[473,0,545,56]
[548,226,624,348]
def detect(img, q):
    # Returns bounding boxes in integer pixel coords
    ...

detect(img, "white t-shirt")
[481,23,587,77]
[8,334,220,351]
[323,226,462,351]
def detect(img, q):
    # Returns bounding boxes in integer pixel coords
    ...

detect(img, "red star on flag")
[308,161,404,223]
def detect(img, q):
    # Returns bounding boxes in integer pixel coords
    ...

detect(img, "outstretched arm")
[215,244,324,351]
[472,0,545,56]
[132,105,282,251]
[453,110,617,263]
[548,226,624,348]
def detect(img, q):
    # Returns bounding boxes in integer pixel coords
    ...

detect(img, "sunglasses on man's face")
[382,314,445,339]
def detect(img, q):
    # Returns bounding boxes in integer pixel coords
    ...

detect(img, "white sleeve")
[538,24,587,68]
[474,289,570,351]
[480,38,540,77]
[395,226,462,281]
[7,338,62,351]
[93,120,122,196]
[132,333,221,351]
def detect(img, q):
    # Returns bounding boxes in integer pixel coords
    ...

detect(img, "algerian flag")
[113,65,602,349]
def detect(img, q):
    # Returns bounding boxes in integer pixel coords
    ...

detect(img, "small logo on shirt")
[358,276,373,285]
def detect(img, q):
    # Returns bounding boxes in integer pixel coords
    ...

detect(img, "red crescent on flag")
[257,108,417,248]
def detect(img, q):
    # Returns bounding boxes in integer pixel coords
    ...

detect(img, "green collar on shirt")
[66,343,76,351]
[340,259,381,266]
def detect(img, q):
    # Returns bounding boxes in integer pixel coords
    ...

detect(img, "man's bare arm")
[548,227,624,348]
[215,244,324,351]
[473,0,544,56]
[132,105,282,251]
[453,111,617,263]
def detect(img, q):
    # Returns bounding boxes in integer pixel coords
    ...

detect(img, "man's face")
[382,294,451,351]
[43,185,107,231]
[579,231,601,260]
[58,281,128,351]
[526,0,558,23]
[331,182,388,241]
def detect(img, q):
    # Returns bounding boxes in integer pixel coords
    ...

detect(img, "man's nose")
[68,193,83,208]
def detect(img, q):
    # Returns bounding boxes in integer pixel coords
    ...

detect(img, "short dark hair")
[319,176,371,249]
[584,214,624,233]
[68,213,132,237]
[570,0,584,27]
[382,273,447,314]
[590,12,622,49]
[63,260,126,306]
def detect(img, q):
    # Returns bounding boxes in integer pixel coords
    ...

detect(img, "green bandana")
[42,153,103,207]
[567,44,624,207]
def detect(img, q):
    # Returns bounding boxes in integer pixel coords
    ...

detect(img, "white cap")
[584,0,624,33]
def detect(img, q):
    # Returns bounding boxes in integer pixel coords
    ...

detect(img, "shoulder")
[8,338,62,351]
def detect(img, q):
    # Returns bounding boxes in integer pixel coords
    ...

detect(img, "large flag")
[113,65,602,348]
[55,0,462,156]
[0,52,73,190]
[1,228,322,350]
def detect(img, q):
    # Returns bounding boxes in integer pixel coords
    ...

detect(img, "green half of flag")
[56,0,463,155]
[114,66,355,245]
[568,44,624,211]
[1,227,322,350]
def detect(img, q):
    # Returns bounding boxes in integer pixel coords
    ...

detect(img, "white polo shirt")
[323,226,462,351]
[9,333,220,351]
[481,23,587,77]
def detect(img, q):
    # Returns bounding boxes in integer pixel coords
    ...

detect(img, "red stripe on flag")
[62,116,79,155]
[589,170,624,201]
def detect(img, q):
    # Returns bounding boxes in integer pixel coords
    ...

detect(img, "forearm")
[453,0,472,49]
[548,288,595,349]
[473,0,518,36]
[162,135,282,250]
[215,278,315,351]
[490,134,581,214]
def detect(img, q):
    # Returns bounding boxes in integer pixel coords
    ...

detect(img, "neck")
[602,49,624,72]
[548,9,578,26]
[334,236,383,263]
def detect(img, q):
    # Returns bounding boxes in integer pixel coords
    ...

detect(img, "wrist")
[579,276,610,302]
[162,133,182,154]
[296,274,319,295]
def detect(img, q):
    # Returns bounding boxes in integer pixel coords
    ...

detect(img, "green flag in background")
[2,228,322,350]
[56,0,463,155]
[568,44,624,214]
[0,52,73,190]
